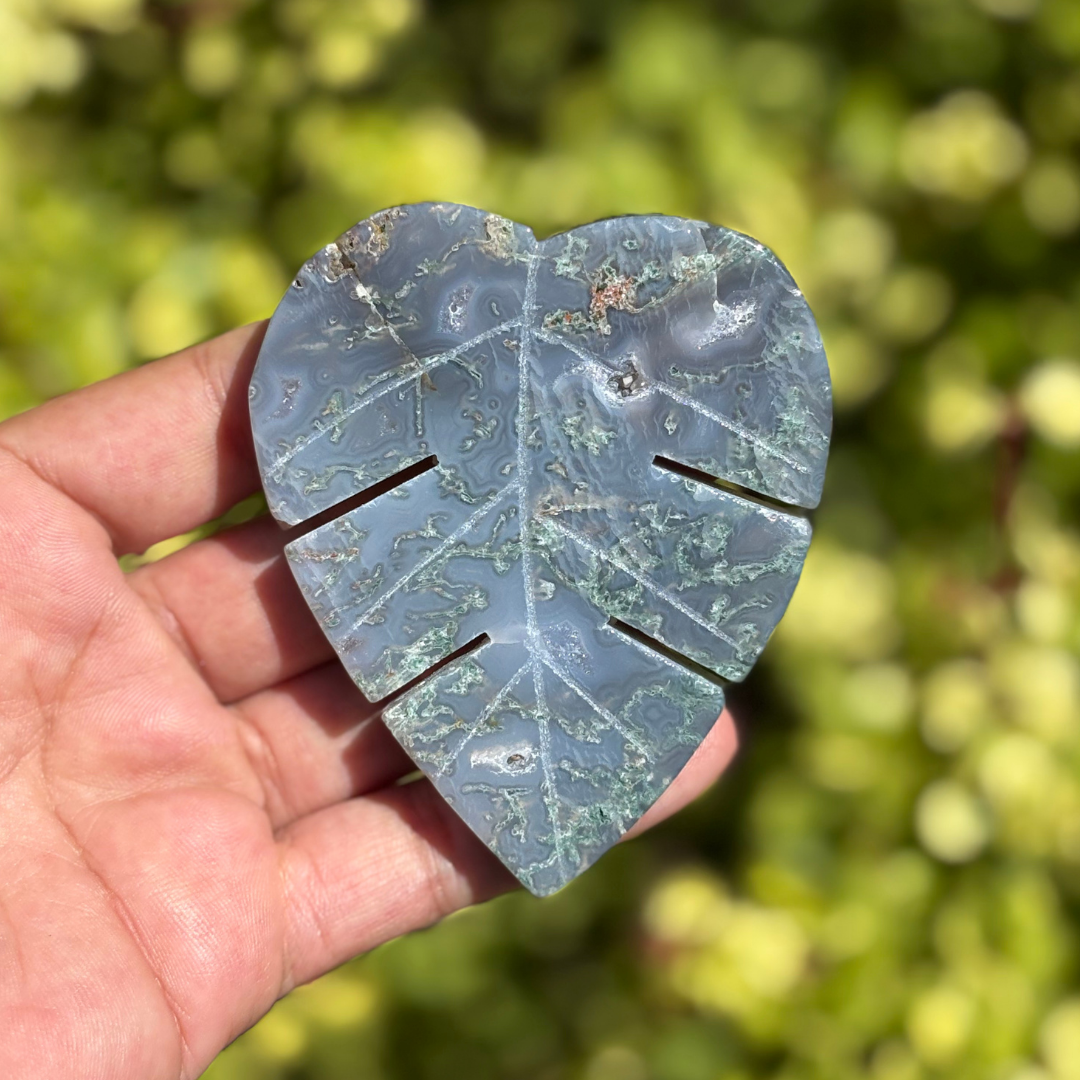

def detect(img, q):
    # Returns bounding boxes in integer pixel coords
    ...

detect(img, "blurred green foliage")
[3,0,1080,1076]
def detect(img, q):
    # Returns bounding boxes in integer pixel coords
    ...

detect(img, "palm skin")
[0,323,737,1080]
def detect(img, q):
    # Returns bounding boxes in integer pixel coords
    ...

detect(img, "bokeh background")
[4,0,1080,1076]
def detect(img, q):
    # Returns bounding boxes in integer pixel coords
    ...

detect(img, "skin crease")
[0,321,739,1080]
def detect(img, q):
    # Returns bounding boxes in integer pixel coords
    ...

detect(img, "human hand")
[0,323,738,1079]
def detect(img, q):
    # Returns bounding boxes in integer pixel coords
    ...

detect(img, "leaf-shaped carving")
[249,203,831,895]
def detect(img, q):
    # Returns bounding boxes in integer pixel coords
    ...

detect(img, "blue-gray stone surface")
[249,203,831,896]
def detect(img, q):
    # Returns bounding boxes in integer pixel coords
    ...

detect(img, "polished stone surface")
[250,203,831,895]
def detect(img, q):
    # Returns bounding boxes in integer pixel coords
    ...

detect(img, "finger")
[0,322,267,556]
[129,513,333,703]
[232,661,414,828]
[277,709,736,987]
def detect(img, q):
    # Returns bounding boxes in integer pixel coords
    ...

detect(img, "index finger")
[0,322,267,556]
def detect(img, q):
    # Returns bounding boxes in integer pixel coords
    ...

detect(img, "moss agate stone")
[249,203,831,896]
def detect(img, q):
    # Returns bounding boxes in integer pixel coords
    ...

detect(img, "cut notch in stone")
[374,631,491,710]
[607,617,731,689]
[652,455,812,519]
[283,455,439,538]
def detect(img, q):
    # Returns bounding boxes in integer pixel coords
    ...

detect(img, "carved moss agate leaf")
[249,203,831,896]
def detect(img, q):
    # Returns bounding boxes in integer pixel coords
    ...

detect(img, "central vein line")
[517,257,540,651]
[518,253,569,876]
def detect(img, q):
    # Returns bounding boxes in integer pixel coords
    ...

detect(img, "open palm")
[0,323,736,1080]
